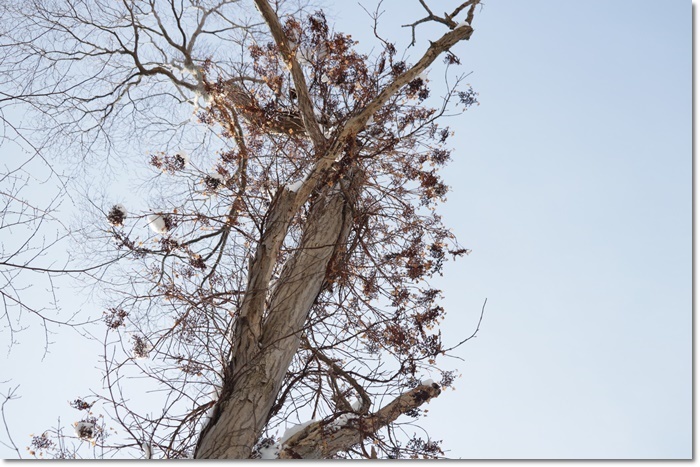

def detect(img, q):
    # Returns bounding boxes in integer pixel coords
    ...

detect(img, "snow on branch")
[278,382,442,459]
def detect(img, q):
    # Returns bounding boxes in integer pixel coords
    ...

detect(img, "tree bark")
[195,172,360,459]
[252,0,326,149]
[278,383,442,459]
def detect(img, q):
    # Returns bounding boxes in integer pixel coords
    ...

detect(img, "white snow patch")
[147,214,168,234]
[350,398,362,411]
[183,63,200,80]
[259,441,281,459]
[366,115,374,125]
[328,413,358,432]
[421,378,435,386]
[296,44,327,66]
[321,73,330,84]
[280,420,315,445]
[286,165,316,192]
[191,97,201,115]
[201,404,215,428]
[456,20,470,28]
[323,125,336,140]
[74,421,95,440]
[141,442,152,459]
[174,150,190,166]
[296,46,314,65]
[193,89,214,112]
[114,204,127,217]
[168,59,185,72]
[316,43,329,61]
[132,350,150,360]
[286,179,304,193]
[200,385,222,429]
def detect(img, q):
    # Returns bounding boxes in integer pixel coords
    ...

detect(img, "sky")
[0,0,692,460]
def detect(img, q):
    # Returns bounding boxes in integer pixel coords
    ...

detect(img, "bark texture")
[195,173,360,459]
[253,0,326,149]
[278,383,442,459]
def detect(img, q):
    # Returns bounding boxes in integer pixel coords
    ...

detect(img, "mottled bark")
[279,383,442,459]
[195,173,360,459]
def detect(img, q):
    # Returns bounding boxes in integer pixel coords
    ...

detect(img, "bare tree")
[0,0,483,459]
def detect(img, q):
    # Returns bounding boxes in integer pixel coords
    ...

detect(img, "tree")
[0,0,483,459]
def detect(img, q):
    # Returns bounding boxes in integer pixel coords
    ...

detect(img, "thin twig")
[443,297,487,354]
[402,1,480,47]
[0,386,22,458]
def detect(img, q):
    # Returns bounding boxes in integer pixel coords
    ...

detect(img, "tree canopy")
[0,0,483,459]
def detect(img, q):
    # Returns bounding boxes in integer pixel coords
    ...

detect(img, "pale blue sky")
[0,0,691,459]
[332,0,691,458]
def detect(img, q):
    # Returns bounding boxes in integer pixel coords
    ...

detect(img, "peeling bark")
[279,383,442,459]
[195,172,361,459]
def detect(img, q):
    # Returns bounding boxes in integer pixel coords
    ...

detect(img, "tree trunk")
[195,172,360,459]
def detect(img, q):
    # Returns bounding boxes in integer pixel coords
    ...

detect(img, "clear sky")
[0,0,691,460]
[331,0,691,459]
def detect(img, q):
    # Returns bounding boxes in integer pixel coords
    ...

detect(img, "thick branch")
[252,0,326,149]
[279,382,442,459]
[195,171,361,459]
[229,188,297,376]
[295,21,474,205]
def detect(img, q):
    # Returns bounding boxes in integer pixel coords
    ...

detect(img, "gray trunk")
[195,177,358,459]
